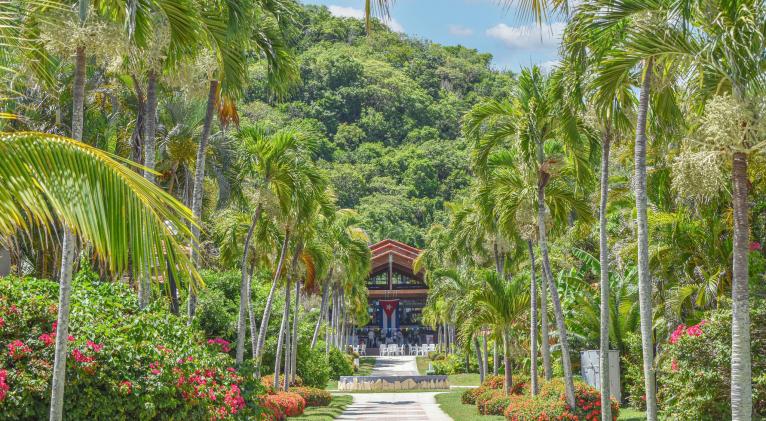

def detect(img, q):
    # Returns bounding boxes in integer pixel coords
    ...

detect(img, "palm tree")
[231,125,321,366]
[363,0,394,35]
[187,0,298,318]
[464,71,597,407]
[0,132,200,421]
[463,271,529,395]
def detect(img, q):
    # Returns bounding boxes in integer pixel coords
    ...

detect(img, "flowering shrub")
[503,378,619,421]
[262,391,306,419]
[292,386,332,407]
[658,299,766,419]
[476,388,510,415]
[483,375,505,389]
[461,385,486,405]
[0,275,267,419]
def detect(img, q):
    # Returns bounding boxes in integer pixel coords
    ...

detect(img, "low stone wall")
[337,375,449,391]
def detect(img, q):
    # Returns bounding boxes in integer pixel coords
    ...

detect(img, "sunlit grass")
[289,395,353,420]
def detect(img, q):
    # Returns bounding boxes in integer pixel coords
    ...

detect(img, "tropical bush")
[461,385,485,405]
[260,374,303,390]
[431,353,467,375]
[503,378,619,421]
[483,375,505,389]
[295,342,331,388]
[292,386,332,407]
[477,388,510,415]
[261,391,306,419]
[658,299,766,420]
[0,275,266,420]
[327,347,353,380]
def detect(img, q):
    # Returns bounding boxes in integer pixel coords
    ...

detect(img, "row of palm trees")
[1,0,375,417]
[417,0,764,419]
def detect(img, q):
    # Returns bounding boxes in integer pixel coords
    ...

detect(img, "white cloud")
[448,24,474,36]
[327,5,405,33]
[485,22,566,49]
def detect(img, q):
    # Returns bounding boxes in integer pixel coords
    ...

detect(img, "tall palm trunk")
[731,151,752,421]
[50,44,85,421]
[274,279,291,390]
[482,334,488,382]
[248,269,258,357]
[503,330,512,396]
[527,241,539,395]
[235,203,263,364]
[311,277,330,349]
[475,336,484,383]
[599,126,612,421]
[493,342,499,376]
[188,80,219,319]
[283,280,293,391]
[143,70,158,184]
[290,280,301,384]
[634,58,657,421]
[537,182,576,408]
[540,253,552,380]
[254,229,291,366]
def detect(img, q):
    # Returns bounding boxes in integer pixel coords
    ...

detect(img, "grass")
[416,356,481,387]
[289,395,353,421]
[618,407,647,421]
[435,391,505,421]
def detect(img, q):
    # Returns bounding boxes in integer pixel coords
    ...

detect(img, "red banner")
[380,300,399,317]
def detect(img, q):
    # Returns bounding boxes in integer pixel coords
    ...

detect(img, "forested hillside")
[242,5,515,246]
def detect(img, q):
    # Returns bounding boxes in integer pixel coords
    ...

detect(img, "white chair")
[380,344,388,356]
[410,345,418,355]
[352,345,360,354]
[428,344,436,352]
[360,343,366,356]
[398,344,405,356]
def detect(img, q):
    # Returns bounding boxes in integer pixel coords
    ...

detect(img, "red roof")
[369,239,422,275]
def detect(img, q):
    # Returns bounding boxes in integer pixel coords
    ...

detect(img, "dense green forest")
[243,5,515,246]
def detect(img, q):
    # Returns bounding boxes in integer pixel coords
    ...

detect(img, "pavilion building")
[355,239,435,353]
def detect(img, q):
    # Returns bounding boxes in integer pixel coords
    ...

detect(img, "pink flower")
[8,340,31,360]
[0,369,9,402]
[71,349,95,363]
[226,367,236,373]
[67,335,75,342]
[207,338,231,353]
[0,317,5,329]
[39,333,55,347]
[7,305,18,315]
[86,340,103,353]
[671,360,679,372]
[750,242,761,251]
[669,324,686,344]
[151,369,161,375]
[52,321,57,332]
[224,384,245,413]
[149,361,162,375]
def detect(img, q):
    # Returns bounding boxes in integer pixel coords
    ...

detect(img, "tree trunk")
[731,151,752,421]
[283,280,292,391]
[634,58,657,421]
[254,229,291,366]
[248,269,258,357]
[475,336,484,383]
[482,334,488,382]
[187,80,219,319]
[599,126,612,421]
[290,280,301,384]
[538,183,576,408]
[540,251,552,381]
[143,69,158,184]
[166,257,180,315]
[311,273,332,349]
[50,44,85,421]
[493,341,499,376]
[503,330,512,396]
[274,279,291,390]
[527,241,539,395]
[236,203,263,364]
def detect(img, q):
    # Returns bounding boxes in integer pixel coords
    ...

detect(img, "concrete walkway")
[370,355,420,376]
[336,356,453,420]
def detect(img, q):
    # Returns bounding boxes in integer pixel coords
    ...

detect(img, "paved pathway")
[336,356,453,421]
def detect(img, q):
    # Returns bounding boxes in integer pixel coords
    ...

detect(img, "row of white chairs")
[351,344,367,355]
[378,343,436,356]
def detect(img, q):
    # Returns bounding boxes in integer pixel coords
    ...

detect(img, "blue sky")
[300,0,567,72]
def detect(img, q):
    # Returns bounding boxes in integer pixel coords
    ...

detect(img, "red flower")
[8,340,31,360]
[67,335,75,342]
[72,349,95,363]
[750,242,761,251]
[669,324,686,344]
[207,338,231,353]
[39,333,55,347]
[0,317,5,329]
[119,380,133,395]
[86,340,103,353]
[671,360,679,372]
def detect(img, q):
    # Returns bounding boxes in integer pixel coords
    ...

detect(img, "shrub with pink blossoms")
[208,337,232,353]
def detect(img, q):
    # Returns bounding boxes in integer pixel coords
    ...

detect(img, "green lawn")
[618,407,647,421]
[435,391,505,421]
[416,356,481,387]
[357,356,376,376]
[289,395,353,421]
